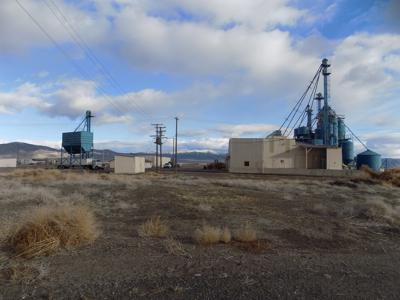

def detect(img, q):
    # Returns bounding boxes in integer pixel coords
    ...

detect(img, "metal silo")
[341,139,354,165]
[356,150,381,171]
[331,116,338,146]
[338,118,345,141]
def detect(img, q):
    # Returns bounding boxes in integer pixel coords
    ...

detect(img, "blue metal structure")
[276,58,382,170]
[341,139,354,165]
[357,150,381,171]
[62,110,94,159]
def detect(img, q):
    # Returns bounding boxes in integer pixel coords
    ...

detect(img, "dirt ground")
[1,169,400,299]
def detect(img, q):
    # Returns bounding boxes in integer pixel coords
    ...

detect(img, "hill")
[0,142,226,163]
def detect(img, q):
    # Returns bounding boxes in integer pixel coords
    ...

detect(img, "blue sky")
[0,0,399,157]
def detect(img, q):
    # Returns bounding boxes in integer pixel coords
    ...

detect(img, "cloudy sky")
[0,0,399,156]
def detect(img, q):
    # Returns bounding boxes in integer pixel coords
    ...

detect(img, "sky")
[0,0,399,157]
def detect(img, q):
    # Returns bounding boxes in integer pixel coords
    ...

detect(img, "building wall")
[305,148,326,169]
[144,156,171,167]
[326,148,343,170]
[229,138,264,173]
[262,138,299,169]
[229,137,302,173]
[0,158,17,168]
[229,137,343,173]
[114,156,145,174]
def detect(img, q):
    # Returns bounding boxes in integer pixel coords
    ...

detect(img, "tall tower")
[322,58,331,145]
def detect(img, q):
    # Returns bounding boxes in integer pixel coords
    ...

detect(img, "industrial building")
[229,58,381,174]
[59,111,96,168]
[229,136,342,173]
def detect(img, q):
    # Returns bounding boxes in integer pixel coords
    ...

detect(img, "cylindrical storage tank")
[356,150,381,171]
[338,118,345,141]
[341,139,354,165]
[332,117,338,146]
[313,139,323,145]
[315,128,322,140]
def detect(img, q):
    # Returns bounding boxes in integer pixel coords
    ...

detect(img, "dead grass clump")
[163,238,189,256]
[234,222,257,242]
[7,205,98,258]
[220,226,232,243]
[355,199,400,224]
[359,166,400,187]
[138,216,168,238]
[193,225,221,245]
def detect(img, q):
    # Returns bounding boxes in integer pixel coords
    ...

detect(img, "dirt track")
[1,170,400,299]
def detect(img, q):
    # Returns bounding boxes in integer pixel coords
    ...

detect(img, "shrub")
[138,216,168,238]
[163,237,188,256]
[234,222,257,242]
[7,205,98,258]
[193,225,221,245]
[220,226,232,243]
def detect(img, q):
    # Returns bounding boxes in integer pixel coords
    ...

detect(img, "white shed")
[114,156,145,174]
[0,158,17,168]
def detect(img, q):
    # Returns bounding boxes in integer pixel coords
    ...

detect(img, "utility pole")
[174,117,179,169]
[151,123,166,171]
[159,125,166,169]
[151,124,162,170]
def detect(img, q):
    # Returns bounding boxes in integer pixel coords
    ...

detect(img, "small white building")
[0,158,17,168]
[113,156,145,174]
[144,155,171,168]
[228,136,342,174]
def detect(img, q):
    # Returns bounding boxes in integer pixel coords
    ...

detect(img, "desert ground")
[1,168,400,299]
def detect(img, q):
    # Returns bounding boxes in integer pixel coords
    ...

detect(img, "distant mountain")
[0,142,226,163]
[176,151,227,162]
[0,142,58,159]
[382,158,400,169]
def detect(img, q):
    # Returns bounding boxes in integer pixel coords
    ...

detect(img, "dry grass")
[234,222,257,242]
[193,225,221,245]
[163,237,189,256]
[220,226,232,243]
[7,205,98,258]
[312,196,400,225]
[0,263,37,283]
[138,216,169,238]
[360,166,400,187]
[9,169,67,181]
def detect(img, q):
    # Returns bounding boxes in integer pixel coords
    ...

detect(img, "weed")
[163,237,188,256]
[193,225,221,245]
[138,216,168,238]
[234,222,257,242]
[220,226,232,243]
[7,205,98,258]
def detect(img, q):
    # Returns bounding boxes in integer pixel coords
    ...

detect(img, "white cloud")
[0,0,400,158]
[215,123,278,137]
[141,0,306,30]
[0,82,50,113]
[0,0,109,53]
[330,33,400,128]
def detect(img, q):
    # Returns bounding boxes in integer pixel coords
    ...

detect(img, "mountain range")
[1,142,398,167]
[0,142,227,162]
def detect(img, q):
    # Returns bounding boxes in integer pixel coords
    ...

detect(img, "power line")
[16,0,158,122]
[43,0,151,118]
[15,0,127,116]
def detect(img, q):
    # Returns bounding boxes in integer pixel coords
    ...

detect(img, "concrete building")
[114,156,145,174]
[228,136,342,174]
